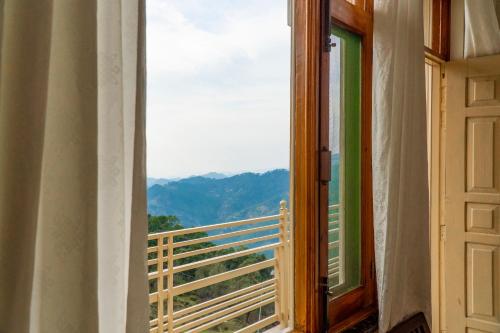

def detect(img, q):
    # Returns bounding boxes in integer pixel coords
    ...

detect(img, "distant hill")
[147,172,228,188]
[147,169,290,228]
[198,172,228,179]
[147,177,180,187]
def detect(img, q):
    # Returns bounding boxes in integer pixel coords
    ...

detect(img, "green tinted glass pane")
[327,26,361,297]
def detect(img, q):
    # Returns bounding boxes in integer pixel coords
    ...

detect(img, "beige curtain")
[464,0,500,58]
[0,1,148,332]
[372,0,431,331]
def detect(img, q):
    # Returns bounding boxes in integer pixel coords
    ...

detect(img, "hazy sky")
[146,0,291,178]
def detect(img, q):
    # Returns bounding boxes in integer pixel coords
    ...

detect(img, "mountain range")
[147,172,228,187]
[147,169,290,228]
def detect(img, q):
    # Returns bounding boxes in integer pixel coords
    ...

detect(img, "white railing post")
[273,246,281,327]
[277,200,289,328]
[167,234,174,332]
[157,235,165,333]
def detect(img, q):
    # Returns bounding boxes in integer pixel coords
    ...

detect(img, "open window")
[326,26,362,297]
[292,0,376,331]
[146,1,293,332]
[319,0,376,330]
[291,0,452,331]
[423,0,450,60]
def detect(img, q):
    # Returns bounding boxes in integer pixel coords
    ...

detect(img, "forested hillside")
[147,169,290,227]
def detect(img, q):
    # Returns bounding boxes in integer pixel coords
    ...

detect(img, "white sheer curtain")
[464,0,500,58]
[372,1,431,332]
[0,1,148,332]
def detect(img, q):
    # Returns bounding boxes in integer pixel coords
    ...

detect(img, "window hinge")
[319,147,332,184]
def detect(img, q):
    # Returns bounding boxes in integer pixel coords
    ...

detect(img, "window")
[328,27,362,296]
[146,1,292,332]
[318,0,376,331]
[319,0,376,332]
[423,0,450,60]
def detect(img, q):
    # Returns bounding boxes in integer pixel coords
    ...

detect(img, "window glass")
[328,27,362,297]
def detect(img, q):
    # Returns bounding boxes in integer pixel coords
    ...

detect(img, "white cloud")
[146,0,291,178]
[147,0,288,74]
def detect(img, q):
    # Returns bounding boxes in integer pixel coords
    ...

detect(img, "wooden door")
[444,54,500,333]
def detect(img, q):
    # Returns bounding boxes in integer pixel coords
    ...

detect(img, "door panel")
[444,55,500,333]
[467,76,500,107]
[466,116,500,193]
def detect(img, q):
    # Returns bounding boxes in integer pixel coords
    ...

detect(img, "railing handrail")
[171,223,280,249]
[147,213,283,239]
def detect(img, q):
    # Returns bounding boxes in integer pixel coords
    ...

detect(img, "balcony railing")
[328,204,343,288]
[148,201,291,333]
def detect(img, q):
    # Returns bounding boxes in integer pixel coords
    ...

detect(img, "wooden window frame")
[425,56,443,333]
[425,0,451,61]
[292,1,323,331]
[324,1,376,331]
[292,0,375,332]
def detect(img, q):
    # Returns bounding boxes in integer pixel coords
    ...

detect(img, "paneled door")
[444,55,500,333]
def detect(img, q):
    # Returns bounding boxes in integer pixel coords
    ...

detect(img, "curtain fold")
[0,1,148,332]
[372,1,431,332]
[464,0,500,58]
